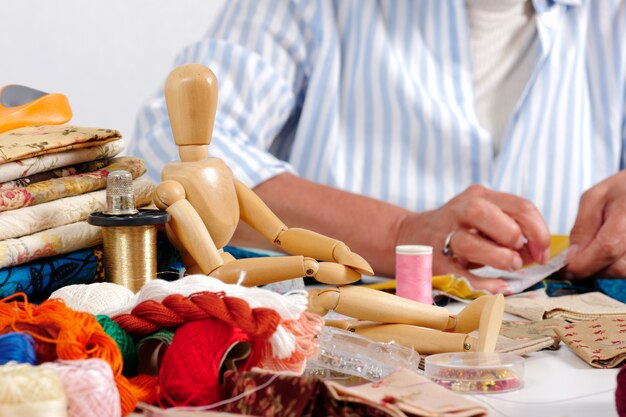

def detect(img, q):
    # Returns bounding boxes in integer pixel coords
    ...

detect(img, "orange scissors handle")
[0,85,72,133]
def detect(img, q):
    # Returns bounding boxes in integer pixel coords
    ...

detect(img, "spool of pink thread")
[395,245,433,304]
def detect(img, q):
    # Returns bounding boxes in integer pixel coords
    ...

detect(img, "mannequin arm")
[232,173,408,277]
[233,178,287,243]
[154,180,223,274]
[234,178,373,274]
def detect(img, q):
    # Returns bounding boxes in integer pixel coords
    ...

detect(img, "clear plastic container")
[424,352,524,394]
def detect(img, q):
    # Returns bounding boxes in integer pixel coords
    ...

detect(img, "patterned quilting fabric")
[0,247,103,302]
[0,177,155,241]
[0,125,121,163]
[0,139,124,183]
[0,157,145,212]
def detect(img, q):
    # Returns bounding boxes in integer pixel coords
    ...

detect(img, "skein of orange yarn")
[0,293,143,416]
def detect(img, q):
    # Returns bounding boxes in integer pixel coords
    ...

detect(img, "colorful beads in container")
[425,352,525,394]
[0,363,67,417]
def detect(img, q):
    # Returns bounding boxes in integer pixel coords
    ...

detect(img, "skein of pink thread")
[43,358,121,417]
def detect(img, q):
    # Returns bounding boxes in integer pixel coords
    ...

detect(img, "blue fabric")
[0,248,99,302]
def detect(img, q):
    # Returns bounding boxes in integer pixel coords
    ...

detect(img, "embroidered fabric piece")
[555,317,626,368]
[504,291,626,322]
[498,318,564,350]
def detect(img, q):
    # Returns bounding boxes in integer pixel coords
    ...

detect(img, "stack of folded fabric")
[0,125,156,301]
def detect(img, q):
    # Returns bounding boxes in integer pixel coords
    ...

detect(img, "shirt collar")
[532,0,582,13]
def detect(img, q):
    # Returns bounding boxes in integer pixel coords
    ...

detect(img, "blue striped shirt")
[130,0,626,235]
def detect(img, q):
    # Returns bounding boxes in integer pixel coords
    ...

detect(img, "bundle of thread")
[97,315,138,376]
[42,359,121,417]
[618,365,626,417]
[158,318,262,407]
[52,275,323,366]
[0,293,146,415]
[0,363,67,417]
[50,282,134,315]
[113,291,281,406]
[44,276,326,408]
[0,332,36,365]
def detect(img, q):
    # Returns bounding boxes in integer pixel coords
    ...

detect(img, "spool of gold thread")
[101,225,157,292]
[89,170,169,293]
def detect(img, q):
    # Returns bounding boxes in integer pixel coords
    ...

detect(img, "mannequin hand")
[396,185,551,293]
[567,171,626,278]
[333,243,374,275]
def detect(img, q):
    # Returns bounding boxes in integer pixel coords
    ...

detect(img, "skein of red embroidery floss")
[158,318,262,408]
[617,366,626,417]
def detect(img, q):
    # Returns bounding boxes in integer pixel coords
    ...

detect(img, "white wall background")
[0,0,226,141]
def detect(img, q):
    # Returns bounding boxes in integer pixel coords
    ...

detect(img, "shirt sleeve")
[130,0,321,186]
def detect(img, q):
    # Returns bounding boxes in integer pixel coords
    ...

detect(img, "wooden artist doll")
[153,64,373,286]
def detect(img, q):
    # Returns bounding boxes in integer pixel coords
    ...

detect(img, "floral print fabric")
[0,125,121,163]
[0,139,123,183]
[0,177,155,240]
[0,157,112,190]
[0,221,102,269]
[0,179,155,268]
[0,157,145,212]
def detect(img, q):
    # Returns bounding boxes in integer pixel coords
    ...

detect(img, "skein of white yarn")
[0,363,68,417]
[42,359,121,417]
[49,283,134,315]
[104,275,309,319]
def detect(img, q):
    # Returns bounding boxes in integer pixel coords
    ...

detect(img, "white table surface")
[445,302,620,417]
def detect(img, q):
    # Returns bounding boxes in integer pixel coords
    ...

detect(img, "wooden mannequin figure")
[153,64,374,286]
[309,286,505,354]
[154,64,504,355]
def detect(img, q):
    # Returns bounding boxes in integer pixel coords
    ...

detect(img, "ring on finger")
[442,230,458,257]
